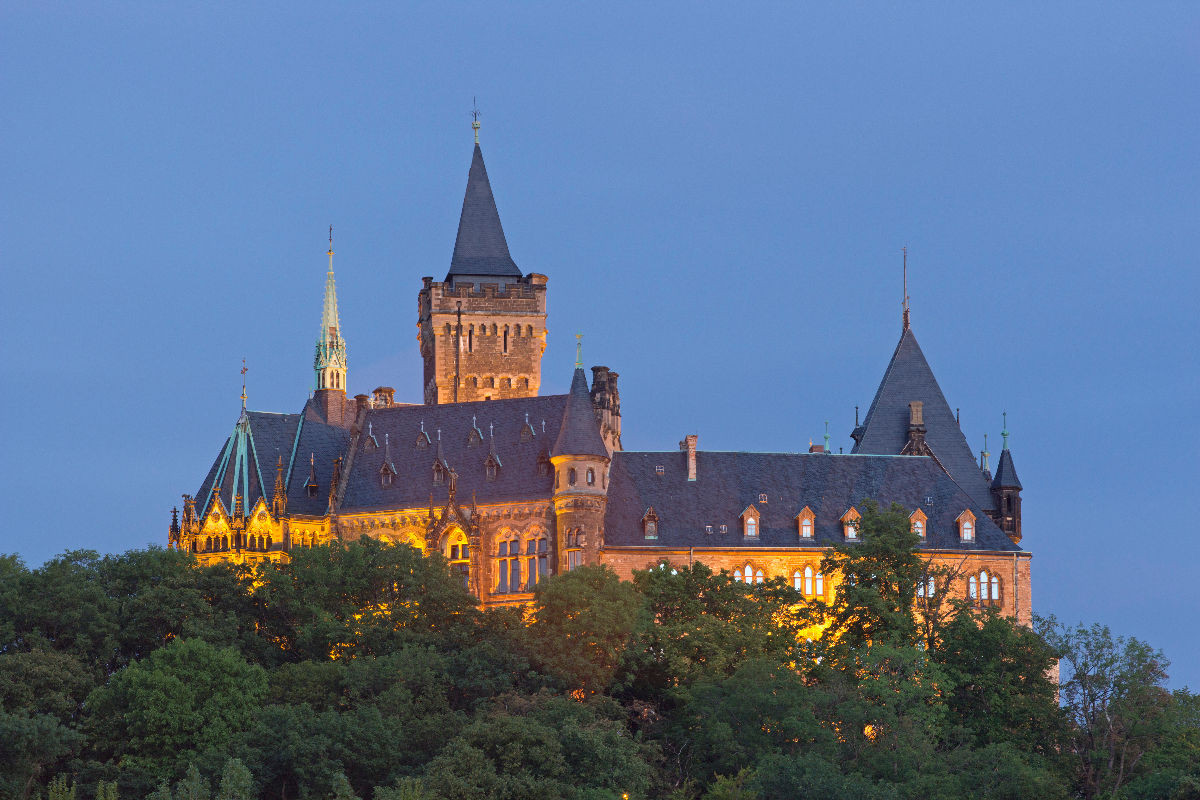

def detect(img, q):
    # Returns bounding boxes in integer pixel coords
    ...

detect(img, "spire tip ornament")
[471,97,481,144]
[575,333,583,369]
[902,246,911,332]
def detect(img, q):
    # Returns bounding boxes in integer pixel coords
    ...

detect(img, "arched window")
[793,570,803,592]
[801,517,813,539]
[746,517,757,538]
[842,508,861,540]
[755,569,764,584]
[744,564,753,584]
[816,570,824,596]
[962,520,974,541]
[990,574,1000,602]
[968,575,978,600]
[433,462,445,484]
[503,326,509,353]
[586,468,595,486]
[526,325,533,337]
[911,509,927,540]
[568,468,577,486]
[266,535,272,550]
[734,567,743,582]
[468,326,473,353]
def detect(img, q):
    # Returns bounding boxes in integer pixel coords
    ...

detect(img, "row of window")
[644,505,978,543]
[731,565,1001,605]
[555,466,598,489]
[195,533,274,553]
[444,323,537,355]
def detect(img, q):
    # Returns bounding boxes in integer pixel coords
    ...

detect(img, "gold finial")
[240,358,248,410]
[327,225,334,261]
[902,246,911,332]
[471,97,481,144]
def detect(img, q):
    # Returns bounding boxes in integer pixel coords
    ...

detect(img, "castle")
[169,128,1031,620]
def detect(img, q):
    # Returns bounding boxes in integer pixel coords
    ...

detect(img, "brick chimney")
[680,434,698,481]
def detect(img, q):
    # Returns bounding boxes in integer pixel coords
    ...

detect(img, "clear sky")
[2,4,1197,687]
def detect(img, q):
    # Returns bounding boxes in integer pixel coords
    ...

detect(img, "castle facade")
[169,133,1031,621]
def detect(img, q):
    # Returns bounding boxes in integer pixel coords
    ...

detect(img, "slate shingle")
[447,144,522,280]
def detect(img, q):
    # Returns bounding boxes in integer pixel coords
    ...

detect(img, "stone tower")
[418,138,547,405]
[550,354,611,573]
[990,422,1023,545]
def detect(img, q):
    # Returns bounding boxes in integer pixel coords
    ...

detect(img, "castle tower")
[418,130,547,404]
[313,229,354,426]
[551,345,611,573]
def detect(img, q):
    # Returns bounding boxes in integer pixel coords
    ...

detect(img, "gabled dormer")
[380,433,397,488]
[841,507,861,541]
[910,508,928,542]
[795,506,815,541]
[642,507,659,540]
[956,509,976,543]
[741,505,761,539]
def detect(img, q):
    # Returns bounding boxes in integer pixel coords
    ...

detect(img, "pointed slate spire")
[992,416,1022,490]
[447,143,521,279]
[852,327,995,511]
[553,366,609,458]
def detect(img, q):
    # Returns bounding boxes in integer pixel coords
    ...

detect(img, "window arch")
[755,569,764,584]
[734,567,743,582]
[525,535,549,590]
[642,507,658,540]
[445,532,470,591]
[566,529,584,571]
[568,468,577,486]
[917,575,935,598]
[586,467,595,486]
[797,507,815,540]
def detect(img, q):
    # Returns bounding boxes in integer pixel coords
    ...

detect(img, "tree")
[813,500,925,664]
[0,713,81,800]
[84,638,267,788]
[526,565,644,694]
[174,764,210,800]
[96,781,120,800]
[215,758,253,800]
[1038,615,1173,799]
[931,607,1065,755]
[626,562,806,700]
[329,772,361,800]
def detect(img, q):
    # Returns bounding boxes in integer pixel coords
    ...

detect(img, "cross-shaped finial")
[471,97,481,144]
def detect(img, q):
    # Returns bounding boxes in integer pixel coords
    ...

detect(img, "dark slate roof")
[285,400,354,516]
[196,411,301,519]
[340,394,567,512]
[552,368,609,458]
[851,328,996,513]
[447,144,521,280]
[991,448,1022,490]
[604,451,1019,552]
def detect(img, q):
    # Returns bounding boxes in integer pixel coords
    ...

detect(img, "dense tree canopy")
[0,510,1196,799]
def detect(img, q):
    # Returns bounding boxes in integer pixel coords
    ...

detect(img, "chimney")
[809,443,825,453]
[372,386,395,408]
[908,401,924,426]
[680,434,698,481]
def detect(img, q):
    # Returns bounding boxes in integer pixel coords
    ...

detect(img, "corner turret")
[990,416,1023,544]
[551,345,611,573]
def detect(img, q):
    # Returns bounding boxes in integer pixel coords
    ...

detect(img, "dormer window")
[380,467,395,487]
[842,507,861,541]
[537,452,552,477]
[957,510,976,542]
[642,507,659,540]
[740,505,761,539]
[796,507,815,540]
[758,493,768,504]
[485,456,499,482]
[910,508,927,541]
[655,465,664,476]
[433,462,446,485]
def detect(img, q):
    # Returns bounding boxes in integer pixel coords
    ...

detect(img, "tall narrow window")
[746,517,757,538]
[816,570,824,596]
[734,567,743,582]
[804,565,814,596]
[468,326,474,353]
[969,575,978,600]
[793,570,803,592]
[755,569,764,584]
[958,510,976,542]
[801,517,813,538]
[990,574,1000,603]
[503,326,509,354]
[568,468,577,486]
[586,468,595,486]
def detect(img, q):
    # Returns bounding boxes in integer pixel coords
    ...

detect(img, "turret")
[990,415,1023,544]
[551,342,611,573]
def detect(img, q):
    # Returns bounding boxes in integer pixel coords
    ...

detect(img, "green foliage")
[1,532,1195,800]
[814,500,925,661]
[215,758,254,800]
[46,775,76,800]
[1039,615,1174,799]
[85,637,267,787]
[527,564,644,694]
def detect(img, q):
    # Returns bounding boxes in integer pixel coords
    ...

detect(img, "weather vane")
[471,97,481,144]
[240,358,248,410]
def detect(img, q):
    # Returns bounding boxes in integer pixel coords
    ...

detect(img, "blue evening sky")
[2,5,1197,687]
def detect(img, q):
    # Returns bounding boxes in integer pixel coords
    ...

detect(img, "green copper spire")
[1001,411,1010,451]
[575,333,583,369]
[314,227,348,391]
[824,420,831,453]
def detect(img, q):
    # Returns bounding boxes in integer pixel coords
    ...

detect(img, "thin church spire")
[902,246,911,332]
[314,227,348,392]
